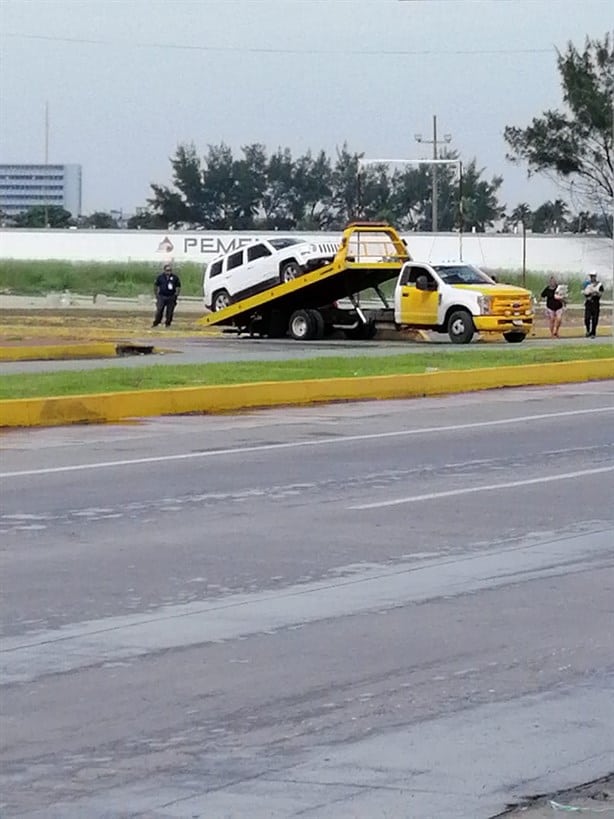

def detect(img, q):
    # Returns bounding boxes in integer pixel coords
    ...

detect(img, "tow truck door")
[396,265,439,325]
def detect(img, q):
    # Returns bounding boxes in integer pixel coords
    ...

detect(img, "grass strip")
[1,261,605,303]
[1,345,612,400]
[0,260,205,298]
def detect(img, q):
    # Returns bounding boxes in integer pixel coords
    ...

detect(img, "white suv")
[203,237,339,312]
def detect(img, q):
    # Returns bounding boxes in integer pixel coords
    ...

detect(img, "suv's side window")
[226,250,244,271]
[247,243,271,262]
[208,259,223,279]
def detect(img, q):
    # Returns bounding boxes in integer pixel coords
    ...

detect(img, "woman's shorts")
[546,307,563,319]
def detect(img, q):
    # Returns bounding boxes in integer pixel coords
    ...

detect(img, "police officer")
[152,263,181,327]
[582,271,604,338]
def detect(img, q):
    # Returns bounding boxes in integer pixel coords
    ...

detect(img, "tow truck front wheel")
[289,309,314,340]
[212,289,231,312]
[503,331,527,343]
[448,310,474,344]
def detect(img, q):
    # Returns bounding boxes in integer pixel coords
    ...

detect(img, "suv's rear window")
[208,259,223,278]
[226,250,244,270]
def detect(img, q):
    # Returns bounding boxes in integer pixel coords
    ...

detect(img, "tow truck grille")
[491,295,532,316]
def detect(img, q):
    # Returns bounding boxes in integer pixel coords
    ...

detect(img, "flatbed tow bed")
[198,223,409,340]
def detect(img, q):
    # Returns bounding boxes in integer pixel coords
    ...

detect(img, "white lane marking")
[349,465,614,510]
[2,528,612,684]
[1,406,613,479]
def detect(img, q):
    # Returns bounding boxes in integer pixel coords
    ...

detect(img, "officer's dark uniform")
[582,274,604,338]
[153,267,181,327]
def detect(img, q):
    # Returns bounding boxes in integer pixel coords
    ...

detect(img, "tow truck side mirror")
[416,275,429,291]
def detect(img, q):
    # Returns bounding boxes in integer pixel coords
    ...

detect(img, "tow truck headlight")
[478,294,492,315]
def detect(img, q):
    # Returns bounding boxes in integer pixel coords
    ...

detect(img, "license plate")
[512,320,523,326]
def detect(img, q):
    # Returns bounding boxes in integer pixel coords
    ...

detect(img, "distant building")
[0,163,82,217]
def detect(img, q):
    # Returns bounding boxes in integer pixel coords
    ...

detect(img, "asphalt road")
[1,383,614,817]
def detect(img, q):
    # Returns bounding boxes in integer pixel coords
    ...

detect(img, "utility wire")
[2,32,555,56]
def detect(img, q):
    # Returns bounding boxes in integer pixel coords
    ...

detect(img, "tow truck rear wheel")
[289,309,315,340]
[447,310,474,344]
[306,309,325,340]
[212,289,231,312]
[280,261,301,283]
[503,331,527,343]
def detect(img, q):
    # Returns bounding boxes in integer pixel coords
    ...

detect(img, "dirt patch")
[0,309,210,346]
[0,306,609,348]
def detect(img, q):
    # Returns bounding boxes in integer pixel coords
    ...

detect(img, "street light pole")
[415,115,452,232]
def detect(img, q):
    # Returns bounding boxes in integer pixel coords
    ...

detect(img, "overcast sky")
[0,0,611,216]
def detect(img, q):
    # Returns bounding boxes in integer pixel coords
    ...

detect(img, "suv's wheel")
[503,331,526,343]
[212,289,231,312]
[289,309,314,340]
[447,310,474,344]
[280,261,301,283]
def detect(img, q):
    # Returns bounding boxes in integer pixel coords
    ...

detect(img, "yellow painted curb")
[0,342,120,362]
[1,358,613,429]
[0,341,162,362]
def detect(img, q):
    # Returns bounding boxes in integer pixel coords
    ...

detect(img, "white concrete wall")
[0,228,612,278]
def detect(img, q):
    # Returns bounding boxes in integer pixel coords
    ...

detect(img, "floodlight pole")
[358,157,464,260]
[414,116,452,232]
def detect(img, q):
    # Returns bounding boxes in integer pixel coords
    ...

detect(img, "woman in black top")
[540,276,564,338]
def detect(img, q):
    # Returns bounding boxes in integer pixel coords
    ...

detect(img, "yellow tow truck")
[199,223,534,343]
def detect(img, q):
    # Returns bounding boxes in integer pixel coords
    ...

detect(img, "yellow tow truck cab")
[394,261,534,343]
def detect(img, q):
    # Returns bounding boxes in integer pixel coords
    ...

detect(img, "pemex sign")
[156,232,323,261]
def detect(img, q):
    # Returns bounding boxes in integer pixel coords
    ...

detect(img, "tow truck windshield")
[434,265,496,285]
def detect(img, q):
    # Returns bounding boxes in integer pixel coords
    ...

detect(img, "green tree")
[358,163,397,224]
[531,198,569,232]
[290,150,332,229]
[13,205,74,228]
[259,147,295,229]
[81,211,119,229]
[149,143,203,226]
[504,33,614,222]
[126,210,168,230]
[568,210,597,233]
[229,143,268,229]
[387,165,431,230]
[329,144,363,229]
[143,141,507,233]
[459,161,505,232]
[504,202,533,233]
